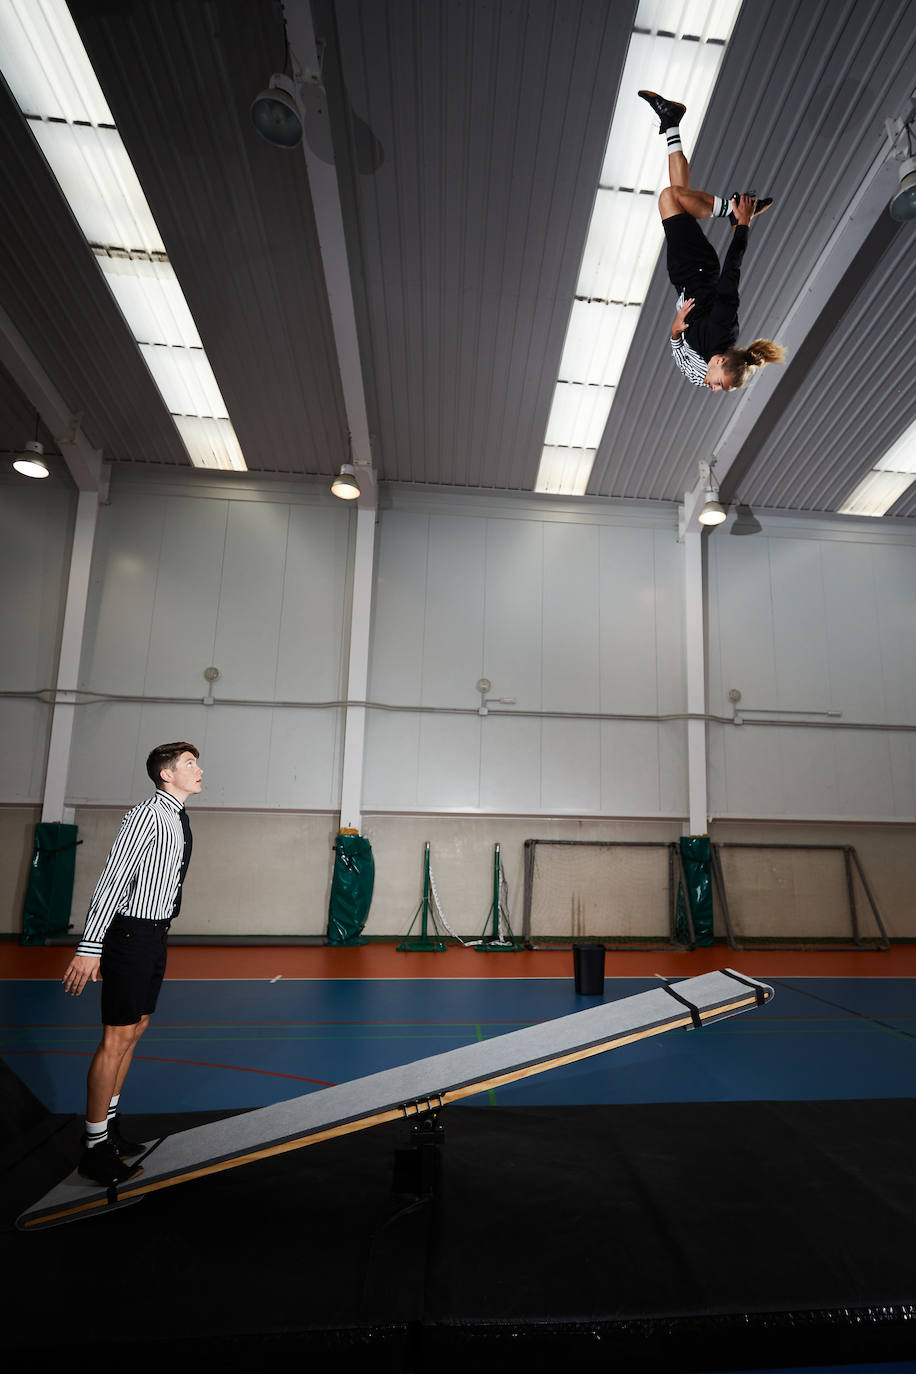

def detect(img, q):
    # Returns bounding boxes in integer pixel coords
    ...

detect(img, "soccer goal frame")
[522,839,696,950]
[711,842,890,951]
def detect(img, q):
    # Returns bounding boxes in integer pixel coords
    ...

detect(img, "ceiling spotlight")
[698,498,727,526]
[890,156,916,221]
[13,439,49,479]
[730,502,763,536]
[886,99,916,221]
[331,463,360,500]
[697,458,726,525]
[251,74,303,149]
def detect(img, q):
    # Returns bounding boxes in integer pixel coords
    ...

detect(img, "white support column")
[682,528,708,836]
[42,490,99,823]
[338,504,376,833]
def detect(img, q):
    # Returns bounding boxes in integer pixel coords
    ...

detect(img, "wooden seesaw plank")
[17,968,771,1231]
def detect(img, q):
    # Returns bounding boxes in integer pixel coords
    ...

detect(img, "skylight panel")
[838,417,916,515]
[873,423,916,475]
[97,256,203,350]
[535,0,741,495]
[0,0,112,122]
[0,0,246,472]
[838,470,914,517]
[535,446,595,497]
[30,122,163,253]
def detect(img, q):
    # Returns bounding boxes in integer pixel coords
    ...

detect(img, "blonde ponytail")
[722,339,787,389]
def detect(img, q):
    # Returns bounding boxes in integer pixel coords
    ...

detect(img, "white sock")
[84,1119,108,1148]
[107,1093,120,1122]
[712,195,730,217]
[666,126,683,155]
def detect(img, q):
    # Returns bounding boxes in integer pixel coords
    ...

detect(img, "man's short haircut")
[146,741,199,789]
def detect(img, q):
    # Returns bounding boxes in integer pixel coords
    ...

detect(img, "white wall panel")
[770,540,831,708]
[479,716,542,812]
[0,485,73,802]
[0,486,72,689]
[212,502,289,701]
[889,736,916,817]
[482,519,544,710]
[708,535,777,713]
[417,715,481,809]
[365,498,686,817]
[712,722,784,817]
[68,480,349,808]
[145,496,227,697]
[775,729,837,815]
[421,515,486,706]
[362,711,420,809]
[69,701,161,803]
[710,525,916,820]
[265,709,341,809]
[873,542,916,722]
[0,702,52,801]
[833,732,896,818]
[368,510,429,703]
[540,719,601,811]
[598,526,658,713]
[600,720,661,814]
[820,540,886,722]
[276,505,351,701]
[80,493,166,694]
[542,522,600,712]
[652,530,686,718]
[657,721,688,816]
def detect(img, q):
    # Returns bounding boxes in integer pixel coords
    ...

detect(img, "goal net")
[523,840,680,947]
[712,843,889,949]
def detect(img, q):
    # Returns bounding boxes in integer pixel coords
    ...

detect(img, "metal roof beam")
[0,303,104,495]
[281,0,376,509]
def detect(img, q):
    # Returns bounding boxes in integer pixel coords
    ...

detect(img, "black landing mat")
[3,1090,916,1370]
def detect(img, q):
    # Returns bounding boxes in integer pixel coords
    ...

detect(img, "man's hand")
[671,297,695,339]
[731,194,757,227]
[62,953,101,997]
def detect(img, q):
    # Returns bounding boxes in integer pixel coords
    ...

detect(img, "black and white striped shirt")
[77,790,188,956]
[670,294,708,386]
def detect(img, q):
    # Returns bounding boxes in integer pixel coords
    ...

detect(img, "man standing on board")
[61,742,202,1185]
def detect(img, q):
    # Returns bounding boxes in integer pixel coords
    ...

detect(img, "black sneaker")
[728,194,774,225]
[638,89,687,132]
[78,1138,143,1186]
[108,1113,145,1158]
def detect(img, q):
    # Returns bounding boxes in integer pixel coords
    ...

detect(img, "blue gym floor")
[3,975,916,1116]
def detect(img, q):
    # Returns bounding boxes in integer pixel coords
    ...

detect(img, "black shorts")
[100,914,170,1026]
[663,212,720,310]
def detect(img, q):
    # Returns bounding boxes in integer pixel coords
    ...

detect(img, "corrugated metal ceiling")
[0,0,914,519]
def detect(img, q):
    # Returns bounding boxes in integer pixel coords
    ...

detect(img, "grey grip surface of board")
[17,968,772,1230]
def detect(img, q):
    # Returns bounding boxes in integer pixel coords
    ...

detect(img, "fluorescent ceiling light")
[838,416,916,514]
[534,447,595,497]
[838,470,913,517]
[139,344,229,421]
[0,0,246,472]
[558,300,641,388]
[30,121,163,252]
[173,416,247,472]
[535,0,741,494]
[544,382,615,451]
[873,419,916,475]
[97,255,203,350]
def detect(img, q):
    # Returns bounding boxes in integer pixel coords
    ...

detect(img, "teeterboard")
[17,968,771,1231]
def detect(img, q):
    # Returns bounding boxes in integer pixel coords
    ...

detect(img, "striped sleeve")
[670,334,708,387]
[76,804,156,956]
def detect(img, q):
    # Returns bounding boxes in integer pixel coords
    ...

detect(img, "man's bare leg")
[86,1018,147,1123]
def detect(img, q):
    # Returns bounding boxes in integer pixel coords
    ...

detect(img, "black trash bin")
[573,942,605,995]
